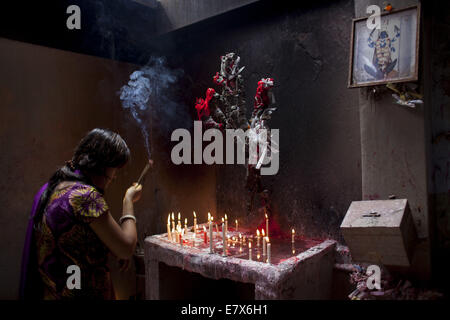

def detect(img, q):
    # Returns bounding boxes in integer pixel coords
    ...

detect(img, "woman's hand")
[124,183,143,203]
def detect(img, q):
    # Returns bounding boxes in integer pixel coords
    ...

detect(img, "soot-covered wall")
[428,0,450,290]
[149,0,361,240]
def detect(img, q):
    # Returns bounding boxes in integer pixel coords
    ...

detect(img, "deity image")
[364,25,400,80]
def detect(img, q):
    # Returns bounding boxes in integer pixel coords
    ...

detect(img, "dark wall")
[147,0,361,240]
[0,0,161,64]
[427,0,450,292]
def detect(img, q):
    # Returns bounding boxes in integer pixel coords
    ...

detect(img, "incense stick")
[137,162,151,185]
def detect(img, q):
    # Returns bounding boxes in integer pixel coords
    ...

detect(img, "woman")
[20,128,150,299]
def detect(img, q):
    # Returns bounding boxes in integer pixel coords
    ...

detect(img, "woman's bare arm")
[90,184,142,259]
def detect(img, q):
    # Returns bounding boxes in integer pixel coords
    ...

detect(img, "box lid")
[340,199,408,229]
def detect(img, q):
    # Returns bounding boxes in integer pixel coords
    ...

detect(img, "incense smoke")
[119,56,184,159]
[120,70,152,157]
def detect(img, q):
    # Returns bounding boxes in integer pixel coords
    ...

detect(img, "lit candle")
[256,229,260,248]
[292,228,295,254]
[263,234,267,256]
[167,214,172,241]
[193,211,197,233]
[171,212,175,231]
[239,233,243,252]
[222,218,227,256]
[261,228,265,253]
[224,214,228,234]
[208,213,213,253]
[249,241,252,261]
[265,213,269,237]
[177,212,181,229]
[184,218,188,231]
[235,219,238,232]
[267,238,271,264]
[222,215,228,235]
[179,227,183,246]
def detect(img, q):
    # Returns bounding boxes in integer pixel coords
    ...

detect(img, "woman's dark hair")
[72,128,130,175]
[34,128,130,225]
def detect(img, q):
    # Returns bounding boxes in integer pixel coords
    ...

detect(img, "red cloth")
[254,78,274,111]
[195,88,216,120]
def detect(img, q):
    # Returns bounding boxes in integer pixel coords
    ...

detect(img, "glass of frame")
[348,5,420,88]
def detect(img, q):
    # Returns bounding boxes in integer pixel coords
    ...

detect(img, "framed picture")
[348,5,420,88]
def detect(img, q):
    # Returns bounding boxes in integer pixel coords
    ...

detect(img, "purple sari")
[20,171,112,300]
[19,183,48,299]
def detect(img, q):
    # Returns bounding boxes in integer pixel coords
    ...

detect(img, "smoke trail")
[119,56,184,159]
[119,70,152,157]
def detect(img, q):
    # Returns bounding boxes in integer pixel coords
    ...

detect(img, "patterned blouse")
[35,182,113,299]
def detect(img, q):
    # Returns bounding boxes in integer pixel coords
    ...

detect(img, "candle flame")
[184,218,187,224]
[249,242,252,248]
[266,236,270,243]
[256,229,260,236]
[167,215,170,223]
[235,219,238,224]
[292,228,295,234]
[222,217,224,223]
[262,229,265,237]
[225,214,228,220]
[178,212,181,220]
[203,226,207,232]
[193,211,196,218]
[265,213,268,219]
[211,216,214,221]
[208,212,211,221]
[239,233,242,239]
[171,212,174,220]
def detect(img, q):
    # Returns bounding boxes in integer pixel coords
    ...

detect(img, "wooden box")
[340,199,417,267]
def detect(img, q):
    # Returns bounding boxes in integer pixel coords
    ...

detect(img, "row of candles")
[165,211,297,264]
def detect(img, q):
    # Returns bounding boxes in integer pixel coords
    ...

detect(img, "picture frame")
[348,4,420,88]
